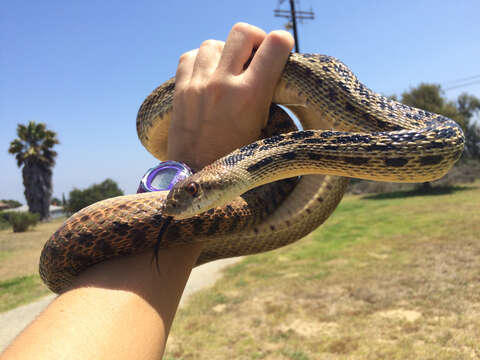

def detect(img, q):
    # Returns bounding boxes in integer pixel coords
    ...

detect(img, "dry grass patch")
[165,184,480,359]
[0,217,65,281]
[0,217,64,311]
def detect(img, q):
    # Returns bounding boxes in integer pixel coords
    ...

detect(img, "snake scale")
[40,53,464,293]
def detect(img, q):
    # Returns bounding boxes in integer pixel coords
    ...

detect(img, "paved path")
[0,257,240,352]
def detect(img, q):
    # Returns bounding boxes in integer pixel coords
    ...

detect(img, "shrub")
[0,211,15,222]
[66,178,123,214]
[8,212,40,232]
[0,211,16,230]
[0,199,22,209]
[0,217,9,230]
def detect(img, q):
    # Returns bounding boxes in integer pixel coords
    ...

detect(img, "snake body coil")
[40,53,464,293]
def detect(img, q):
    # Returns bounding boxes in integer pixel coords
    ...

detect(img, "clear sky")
[1,0,479,203]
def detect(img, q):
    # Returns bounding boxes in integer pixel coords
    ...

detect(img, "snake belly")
[40,53,464,293]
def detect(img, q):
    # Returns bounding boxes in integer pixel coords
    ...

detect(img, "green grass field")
[164,184,480,359]
[0,275,49,313]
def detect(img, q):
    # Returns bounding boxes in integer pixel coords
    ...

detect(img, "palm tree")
[8,121,59,220]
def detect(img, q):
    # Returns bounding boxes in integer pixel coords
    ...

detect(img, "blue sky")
[1,0,479,203]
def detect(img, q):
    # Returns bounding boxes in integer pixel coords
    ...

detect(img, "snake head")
[163,170,231,219]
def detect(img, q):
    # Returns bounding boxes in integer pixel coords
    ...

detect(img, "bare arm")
[1,23,293,360]
[1,246,202,360]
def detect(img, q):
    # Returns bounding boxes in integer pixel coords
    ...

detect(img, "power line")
[392,76,480,94]
[444,79,480,91]
[273,0,314,53]
[441,74,480,91]
[442,74,480,86]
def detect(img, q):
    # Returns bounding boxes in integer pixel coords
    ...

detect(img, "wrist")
[70,243,203,300]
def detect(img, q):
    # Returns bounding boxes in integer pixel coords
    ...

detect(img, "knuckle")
[175,80,203,101]
[232,22,249,32]
[185,81,203,96]
[267,30,295,48]
[205,75,237,105]
[178,50,196,64]
[214,40,225,52]
[232,22,265,41]
[173,84,187,100]
[205,75,227,95]
[200,39,216,48]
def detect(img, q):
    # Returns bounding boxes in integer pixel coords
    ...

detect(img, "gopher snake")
[40,53,464,293]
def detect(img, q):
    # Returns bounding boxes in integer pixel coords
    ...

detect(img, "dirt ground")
[167,237,480,359]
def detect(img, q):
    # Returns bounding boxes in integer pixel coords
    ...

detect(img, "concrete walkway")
[0,257,240,352]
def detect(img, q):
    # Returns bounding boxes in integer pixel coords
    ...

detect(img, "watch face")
[149,167,179,191]
[137,161,192,193]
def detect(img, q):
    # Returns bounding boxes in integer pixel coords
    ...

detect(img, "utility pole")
[274,0,314,52]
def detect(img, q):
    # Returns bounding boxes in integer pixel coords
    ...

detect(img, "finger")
[217,22,266,75]
[175,49,198,88]
[244,30,294,92]
[191,40,224,82]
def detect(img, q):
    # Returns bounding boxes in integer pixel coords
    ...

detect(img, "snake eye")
[185,182,199,197]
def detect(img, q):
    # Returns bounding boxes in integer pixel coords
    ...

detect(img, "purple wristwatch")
[137,161,193,193]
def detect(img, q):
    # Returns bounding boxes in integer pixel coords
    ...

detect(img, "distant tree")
[455,94,480,159]
[398,84,480,190]
[401,84,450,116]
[51,197,62,206]
[401,84,480,160]
[8,121,59,219]
[0,199,22,209]
[66,179,123,214]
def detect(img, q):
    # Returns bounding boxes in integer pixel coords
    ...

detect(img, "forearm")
[1,243,202,360]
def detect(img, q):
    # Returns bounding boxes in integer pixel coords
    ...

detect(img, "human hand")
[167,22,294,170]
